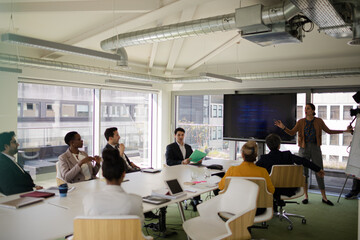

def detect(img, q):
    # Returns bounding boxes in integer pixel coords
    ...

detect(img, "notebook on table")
[20,191,55,198]
[0,197,44,209]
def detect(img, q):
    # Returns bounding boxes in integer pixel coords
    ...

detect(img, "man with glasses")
[0,131,42,195]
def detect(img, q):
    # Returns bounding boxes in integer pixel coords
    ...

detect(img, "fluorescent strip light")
[199,72,242,83]
[105,79,153,88]
[1,33,122,62]
[0,66,22,73]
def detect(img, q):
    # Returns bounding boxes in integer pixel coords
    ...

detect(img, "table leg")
[177,201,190,240]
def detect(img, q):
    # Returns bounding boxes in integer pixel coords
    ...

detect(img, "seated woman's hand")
[78,156,94,166]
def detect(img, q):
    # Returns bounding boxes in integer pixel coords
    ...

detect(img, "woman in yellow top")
[218,141,274,215]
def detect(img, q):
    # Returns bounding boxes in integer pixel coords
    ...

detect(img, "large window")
[17,83,157,187]
[312,92,356,169]
[176,95,229,160]
[330,105,340,120]
[317,105,327,119]
[18,83,94,187]
[100,89,155,168]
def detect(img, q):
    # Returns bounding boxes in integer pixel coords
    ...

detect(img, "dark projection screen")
[223,93,297,143]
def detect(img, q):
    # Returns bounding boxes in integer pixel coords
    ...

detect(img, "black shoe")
[322,199,334,206]
[144,211,159,219]
[302,199,309,204]
[190,200,198,212]
[345,192,358,200]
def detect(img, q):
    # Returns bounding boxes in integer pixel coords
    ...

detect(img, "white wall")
[0,71,18,133]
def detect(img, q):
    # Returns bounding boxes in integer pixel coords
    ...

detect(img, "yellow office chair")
[73,215,153,240]
[270,165,306,230]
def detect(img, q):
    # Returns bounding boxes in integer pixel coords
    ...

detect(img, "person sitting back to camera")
[218,140,274,215]
[83,148,144,224]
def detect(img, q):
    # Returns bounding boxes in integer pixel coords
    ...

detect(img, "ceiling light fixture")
[1,33,124,63]
[0,66,22,73]
[199,72,242,83]
[105,79,153,88]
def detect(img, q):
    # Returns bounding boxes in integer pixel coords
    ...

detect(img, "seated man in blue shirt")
[256,134,325,208]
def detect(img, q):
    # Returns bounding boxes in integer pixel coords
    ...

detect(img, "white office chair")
[218,177,273,228]
[56,161,66,186]
[270,165,306,230]
[73,215,153,240]
[182,178,259,240]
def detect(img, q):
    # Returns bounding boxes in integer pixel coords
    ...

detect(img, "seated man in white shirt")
[103,127,140,173]
[83,148,144,224]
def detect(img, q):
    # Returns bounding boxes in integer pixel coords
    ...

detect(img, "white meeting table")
[0,164,225,240]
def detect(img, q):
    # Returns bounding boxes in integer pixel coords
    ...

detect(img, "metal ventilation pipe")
[0,53,166,83]
[348,6,360,46]
[101,1,300,51]
[1,53,360,83]
[101,13,236,51]
[262,0,300,25]
[115,47,128,66]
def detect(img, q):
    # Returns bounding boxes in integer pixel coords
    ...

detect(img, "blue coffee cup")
[59,183,68,197]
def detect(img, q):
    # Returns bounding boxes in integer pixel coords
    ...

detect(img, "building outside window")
[100,89,155,167]
[17,83,157,187]
[317,105,327,119]
[211,105,217,118]
[312,92,356,170]
[343,133,352,146]
[17,83,94,187]
[218,105,223,118]
[176,95,229,160]
[330,105,340,120]
[297,105,303,119]
[330,134,339,145]
[322,132,327,145]
[343,105,353,120]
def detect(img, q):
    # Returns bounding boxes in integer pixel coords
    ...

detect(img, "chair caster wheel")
[302,219,306,224]
[288,225,293,230]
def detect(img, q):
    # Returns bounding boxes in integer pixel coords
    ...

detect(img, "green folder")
[189,150,207,163]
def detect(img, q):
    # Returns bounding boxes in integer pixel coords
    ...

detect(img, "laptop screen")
[166,179,183,195]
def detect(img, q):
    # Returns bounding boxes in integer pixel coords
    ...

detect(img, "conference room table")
[0,161,239,240]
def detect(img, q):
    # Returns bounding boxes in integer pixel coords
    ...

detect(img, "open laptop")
[165,179,187,199]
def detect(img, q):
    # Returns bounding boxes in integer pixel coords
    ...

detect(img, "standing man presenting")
[0,131,42,195]
[103,127,140,173]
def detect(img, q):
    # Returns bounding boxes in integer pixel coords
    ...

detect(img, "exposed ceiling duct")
[0,53,166,83]
[1,53,360,84]
[101,13,237,50]
[348,5,360,45]
[289,0,354,38]
[101,0,302,51]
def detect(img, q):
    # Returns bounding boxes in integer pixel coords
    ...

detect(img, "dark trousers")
[350,178,360,195]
